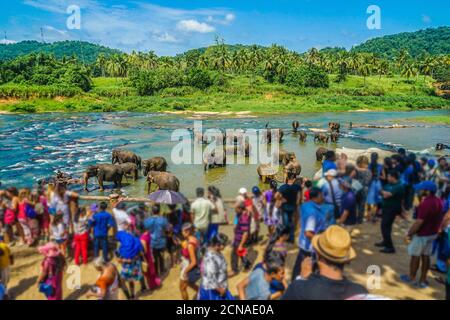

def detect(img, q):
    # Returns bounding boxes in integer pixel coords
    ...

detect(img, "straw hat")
[312,225,356,264]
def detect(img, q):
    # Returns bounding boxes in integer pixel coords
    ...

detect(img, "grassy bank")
[410,115,450,125]
[1,74,449,114]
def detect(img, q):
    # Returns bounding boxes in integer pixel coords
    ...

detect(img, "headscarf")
[38,242,61,257]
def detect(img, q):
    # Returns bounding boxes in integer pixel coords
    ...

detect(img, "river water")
[0,110,449,198]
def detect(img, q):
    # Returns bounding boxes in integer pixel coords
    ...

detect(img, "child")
[303,180,313,202]
[251,187,264,243]
[230,203,251,276]
[50,214,68,257]
[73,207,90,265]
[0,234,14,299]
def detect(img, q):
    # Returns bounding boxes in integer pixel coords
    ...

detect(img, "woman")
[380,157,393,186]
[355,156,372,224]
[263,180,280,237]
[140,229,161,290]
[49,183,78,231]
[73,207,90,265]
[0,188,19,245]
[87,257,120,300]
[207,186,227,242]
[367,153,383,222]
[37,242,66,300]
[116,224,144,299]
[18,189,34,246]
[32,188,50,242]
[50,214,67,256]
[198,233,233,300]
[179,223,200,300]
[251,186,264,243]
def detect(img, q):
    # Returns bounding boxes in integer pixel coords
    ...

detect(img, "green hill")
[352,27,450,58]
[0,40,121,63]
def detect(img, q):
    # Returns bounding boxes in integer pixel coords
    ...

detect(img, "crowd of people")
[0,149,449,300]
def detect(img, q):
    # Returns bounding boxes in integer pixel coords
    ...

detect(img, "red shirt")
[417,195,443,236]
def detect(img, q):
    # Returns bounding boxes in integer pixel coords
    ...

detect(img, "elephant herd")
[83,149,178,194]
[294,121,341,144]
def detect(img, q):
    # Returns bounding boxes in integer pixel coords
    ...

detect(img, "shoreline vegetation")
[1,29,449,115]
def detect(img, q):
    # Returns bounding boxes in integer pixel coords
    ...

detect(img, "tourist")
[191,187,216,245]
[127,203,148,235]
[166,224,180,268]
[140,229,161,290]
[167,204,183,236]
[403,153,422,212]
[179,223,200,300]
[277,172,302,243]
[303,180,313,202]
[424,159,436,181]
[401,181,443,288]
[237,251,286,300]
[230,202,251,276]
[0,188,19,245]
[37,242,66,300]
[112,201,132,232]
[116,223,144,299]
[263,180,280,237]
[206,186,227,242]
[198,233,233,300]
[0,234,13,299]
[380,157,394,186]
[430,157,449,196]
[265,225,290,260]
[354,156,372,223]
[320,169,343,221]
[144,205,169,276]
[282,225,368,300]
[89,202,116,262]
[49,183,78,230]
[86,257,121,300]
[322,150,338,174]
[376,170,405,254]
[234,187,248,208]
[292,187,328,280]
[17,189,33,246]
[50,214,67,256]
[250,186,264,243]
[338,177,357,227]
[73,207,90,266]
[32,188,50,242]
[367,152,383,222]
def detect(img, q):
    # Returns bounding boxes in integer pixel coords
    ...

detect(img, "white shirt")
[112,208,131,232]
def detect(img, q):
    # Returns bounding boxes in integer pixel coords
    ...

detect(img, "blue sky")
[1,0,449,55]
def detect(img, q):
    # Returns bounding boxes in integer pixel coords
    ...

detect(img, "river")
[0,110,449,198]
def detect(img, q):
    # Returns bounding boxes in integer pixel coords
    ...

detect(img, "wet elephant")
[142,157,168,176]
[314,133,329,143]
[266,129,284,144]
[330,132,339,143]
[299,131,307,143]
[112,149,142,170]
[225,142,251,157]
[83,164,124,192]
[203,150,227,171]
[147,171,180,194]
[278,150,296,166]
[316,147,329,162]
[284,159,302,179]
[329,122,341,133]
[194,132,208,145]
[292,121,300,133]
[119,162,139,181]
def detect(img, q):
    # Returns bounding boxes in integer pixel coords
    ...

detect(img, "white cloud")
[44,25,68,36]
[0,39,17,45]
[176,19,215,33]
[153,31,180,43]
[422,15,431,24]
[225,13,235,22]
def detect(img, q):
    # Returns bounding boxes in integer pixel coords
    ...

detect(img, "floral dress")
[198,250,233,300]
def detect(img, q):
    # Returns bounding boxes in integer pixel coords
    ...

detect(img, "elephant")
[436,143,449,151]
[257,164,278,183]
[224,142,251,157]
[142,157,168,176]
[83,164,124,192]
[194,132,208,145]
[330,132,339,143]
[203,150,227,171]
[266,128,284,144]
[314,133,329,143]
[147,171,180,194]
[112,149,142,170]
[277,149,296,166]
[118,162,139,181]
[284,159,302,179]
[316,147,329,162]
[292,121,300,133]
[299,131,307,143]
[329,122,341,133]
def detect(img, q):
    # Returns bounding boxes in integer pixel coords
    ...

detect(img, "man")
[282,225,367,300]
[127,203,148,235]
[0,234,13,299]
[376,171,405,254]
[277,172,302,243]
[230,202,251,276]
[338,177,357,227]
[112,202,131,232]
[401,181,443,288]
[291,188,327,281]
[322,150,338,175]
[430,157,449,196]
[320,169,343,221]
[144,205,169,276]
[191,187,216,244]
[89,202,116,262]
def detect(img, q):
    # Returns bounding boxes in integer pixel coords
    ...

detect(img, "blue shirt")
[144,216,169,250]
[322,160,337,175]
[321,179,343,208]
[246,268,271,300]
[298,201,329,252]
[89,211,116,238]
[340,191,357,225]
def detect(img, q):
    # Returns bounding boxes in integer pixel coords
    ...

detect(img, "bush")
[285,65,329,88]
[62,66,92,91]
[186,68,213,90]
[10,103,37,113]
[433,65,450,83]
[130,68,185,96]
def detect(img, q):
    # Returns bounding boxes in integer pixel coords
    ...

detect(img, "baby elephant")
[299,131,307,143]
[330,132,339,143]
[314,133,329,143]
[119,162,139,181]
[83,164,124,192]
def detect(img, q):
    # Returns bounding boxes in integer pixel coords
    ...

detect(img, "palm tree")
[358,60,371,86]
[401,61,417,79]
[96,53,107,77]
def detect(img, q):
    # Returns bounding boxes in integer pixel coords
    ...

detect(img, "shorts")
[121,260,143,282]
[408,234,437,257]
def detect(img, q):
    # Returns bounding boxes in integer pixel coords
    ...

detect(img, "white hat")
[239,187,248,195]
[325,169,337,177]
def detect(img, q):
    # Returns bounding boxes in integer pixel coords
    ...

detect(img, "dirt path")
[7,217,446,300]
